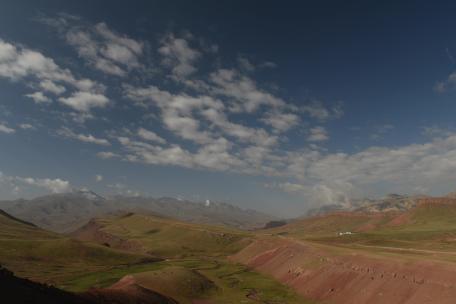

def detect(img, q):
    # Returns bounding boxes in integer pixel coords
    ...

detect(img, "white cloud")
[301,101,343,121]
[158,33,201,80]
[97,151,119,159]
[308,126,329,142]
[0,38,103,93]
[18,123,34,130]
[45,16,144,76]
[58,91,109,112]
[117,135,244,171]
[0,123,15,134]
[25,91,51,103]
[95,174,103,182]
[57,127,110,146]
[39,80,66,94]
[237,56,255,71]
[15,176,71,193]
[259,61,277,69]
[125,85,278,147]
[435,72,456,93]
[209,69,286,112]
[137,127,166,144]
[261,111,300,132]
[279,133,456,205]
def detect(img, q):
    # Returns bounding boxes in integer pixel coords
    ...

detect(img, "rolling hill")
[0,208,309,303]
[270,196,456,252]
[0,208,157,288]
[71,212,252,258]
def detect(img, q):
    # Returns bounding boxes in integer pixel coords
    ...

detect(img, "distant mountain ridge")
[306,193,431,217]
[0,190,276,232]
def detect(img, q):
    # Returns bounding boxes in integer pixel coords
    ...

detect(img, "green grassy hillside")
[269,198,456,253]
[0,209,154,288]
[1,209,311,303]
[73,213,251,258]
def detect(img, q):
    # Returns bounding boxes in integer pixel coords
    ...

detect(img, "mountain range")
[305,193,431,217]
[0,189,276,232]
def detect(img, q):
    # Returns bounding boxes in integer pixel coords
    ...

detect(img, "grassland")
[74,213,252,258]
[0,210,312,303]
[264,201,456,262]
[0,210,156,287]
[70,213,312,303]
[65,257,312,303]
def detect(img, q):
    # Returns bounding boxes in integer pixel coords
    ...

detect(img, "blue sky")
[2,1,456,216]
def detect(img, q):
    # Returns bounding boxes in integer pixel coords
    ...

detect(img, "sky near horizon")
[2,1,456,216]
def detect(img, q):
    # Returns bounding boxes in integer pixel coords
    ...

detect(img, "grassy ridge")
[76,213,251,258]
[0,210,154,287]
[268,201,456,255]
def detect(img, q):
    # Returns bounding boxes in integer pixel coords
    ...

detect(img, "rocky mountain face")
[0,190,276,232]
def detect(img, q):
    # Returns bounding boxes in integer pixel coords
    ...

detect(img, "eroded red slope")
[231,237,456,304]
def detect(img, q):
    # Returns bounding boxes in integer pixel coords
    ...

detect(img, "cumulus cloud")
[0,123,15,134]
[57,127,110,145]
[209,69,286,112]
[14,176,71,193]
[125,85,278,147]
[0,38,106,114]
[158,33,201,80]
[308,126,329,142]
[0,39,103,91]
[43,14,144,76]
[0,22,361,205]
[58,91,109,112]
[25,91,51,103]
[97,151,119,159]
[137,127,166,144]
[279,133,456,205]
[261,111,300,132]
[117,135,244,172]
[301,101,344,121]
[39,79,66,95]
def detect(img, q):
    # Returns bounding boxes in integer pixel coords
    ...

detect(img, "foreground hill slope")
[1,265,179,304]
[0,209,155,287]
[0,190,275,232]
[0,266,90,304]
